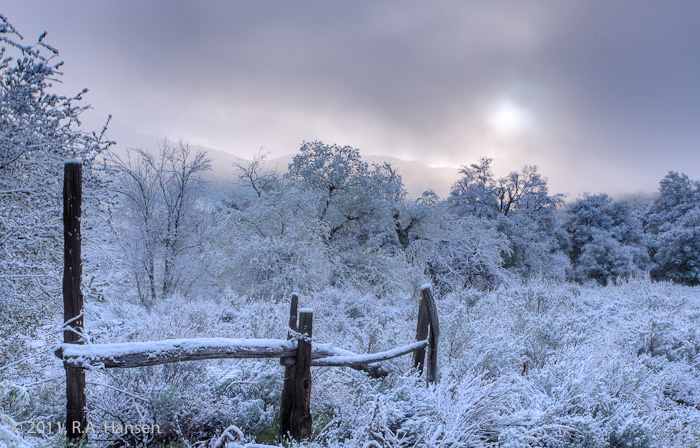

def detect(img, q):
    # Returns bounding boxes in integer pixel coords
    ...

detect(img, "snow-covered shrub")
[11,257,700,447]
[498,212,570,282]
[0,381,32,448]
[86,360,281,447]
[75,293,288,446]
[331,246,418,298]
[304,287,416,358]
[211,187,332,300]
[408,214,511,293]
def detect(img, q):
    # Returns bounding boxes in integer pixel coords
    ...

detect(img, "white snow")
[57,337,295,366]
[313,340,428,366]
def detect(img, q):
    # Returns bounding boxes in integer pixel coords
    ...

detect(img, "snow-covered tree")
[406,203,511,292]
[645,171,700,285]
[0,14,112,339]
[0,17,113,444]
[393,189,441,251]
[231,148,279,198]
[286,141,405,241]
[495,164,564,218]
[448,157,499,218]
[645,171,700,234]
[111,140,211,304]
[652,208,700,285]
[282,141,421,294]
[449,158,563,220]
[497,212,569,281]
[562,194,649,284]
[448,159,565,281]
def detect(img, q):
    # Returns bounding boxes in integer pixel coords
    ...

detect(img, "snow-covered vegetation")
[2,14,700,448]
[5,282,700,447]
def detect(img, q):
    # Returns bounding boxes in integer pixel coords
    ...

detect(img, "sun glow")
[489,98,533,135]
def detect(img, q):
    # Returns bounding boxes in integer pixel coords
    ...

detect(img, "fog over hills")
[107,125,460,199]
[105,124,662,203]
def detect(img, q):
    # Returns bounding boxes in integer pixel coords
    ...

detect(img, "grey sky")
[5,1,700,197]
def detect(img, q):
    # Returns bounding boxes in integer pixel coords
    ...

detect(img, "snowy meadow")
[4,281,700,447]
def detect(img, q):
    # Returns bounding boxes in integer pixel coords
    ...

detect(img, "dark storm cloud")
[4,1,700,196]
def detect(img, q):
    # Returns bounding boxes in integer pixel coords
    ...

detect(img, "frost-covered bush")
[498,212,570,282]
[425,279,700,448]
[70,294,288,446]
[409,214,511,293]
[0,381,32,448]
[211,187,332,299]
[86,361,280,446]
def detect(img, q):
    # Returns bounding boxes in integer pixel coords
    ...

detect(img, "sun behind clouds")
[488,97,533,136]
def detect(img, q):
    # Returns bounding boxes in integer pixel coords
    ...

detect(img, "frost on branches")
[0,15,112,365]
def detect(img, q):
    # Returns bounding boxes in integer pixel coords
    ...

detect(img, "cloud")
[4,1,700,196]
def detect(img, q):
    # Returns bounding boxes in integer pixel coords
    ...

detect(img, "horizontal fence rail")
[55,337,427,376]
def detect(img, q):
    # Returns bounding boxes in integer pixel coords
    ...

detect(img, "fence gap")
[63,161,86,441]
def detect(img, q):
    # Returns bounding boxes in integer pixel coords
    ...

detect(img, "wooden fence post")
[279,294,299,439]
[63,161,86,441]
[288,293,299,336]
[280,308,313,441]
[413,285,439,384]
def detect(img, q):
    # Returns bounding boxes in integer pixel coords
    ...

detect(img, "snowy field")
[3,279,700,447]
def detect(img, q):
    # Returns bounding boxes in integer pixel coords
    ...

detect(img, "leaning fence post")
[424,286,439,384]
[63,160,86,441]
[281,308,313,441]
[414,284,439,384]
[279,293,299,438]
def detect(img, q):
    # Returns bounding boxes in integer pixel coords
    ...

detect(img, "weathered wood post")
[413,284,439,384]
[279,293,299,438]
[288,293,299,336]
[280,307,313,441]
[63,160,86,441]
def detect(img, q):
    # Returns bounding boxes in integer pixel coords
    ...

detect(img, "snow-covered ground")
[3,278,700,447]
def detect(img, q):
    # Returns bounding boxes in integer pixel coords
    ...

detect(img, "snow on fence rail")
[55,337,428,371]
[56,160,439,443]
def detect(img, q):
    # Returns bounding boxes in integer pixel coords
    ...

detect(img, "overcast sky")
[5,1,700,197]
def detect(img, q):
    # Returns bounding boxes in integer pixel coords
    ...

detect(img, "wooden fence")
[56,160,440,443]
